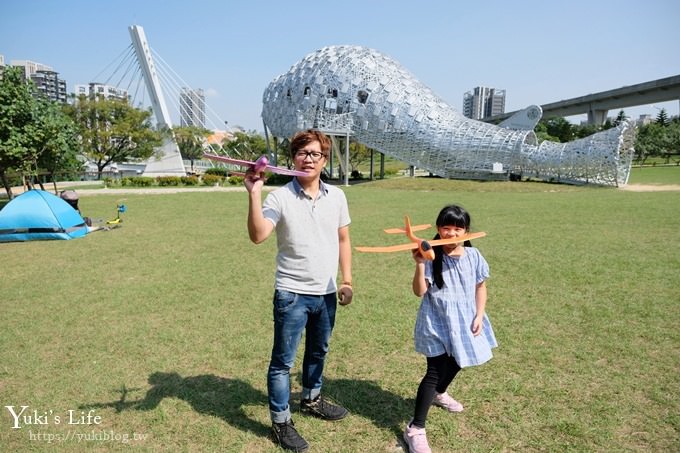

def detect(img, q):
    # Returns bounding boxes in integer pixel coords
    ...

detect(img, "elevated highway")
[486,75,680,125]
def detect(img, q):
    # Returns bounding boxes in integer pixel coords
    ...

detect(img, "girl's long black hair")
[432,205,472,289]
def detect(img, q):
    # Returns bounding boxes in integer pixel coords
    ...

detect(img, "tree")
[173,125,211,173]
[0,67,37,198]
[573,123,601,139]
[634,121,680,164]
[542,117,574,143]
[347,141,372,175]
[634,123,662,164]
[656,108,669,127]
[65,96,163,179]
[613,110,628,127]
[33,99,82,191]
[222,131,267,161]
[0,67,81,198]
[534,120,562,143]
[663,122,680,163]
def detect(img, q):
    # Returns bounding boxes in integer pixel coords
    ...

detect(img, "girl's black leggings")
[411,353,461,428]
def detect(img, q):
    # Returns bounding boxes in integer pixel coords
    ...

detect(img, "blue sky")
[1,0,679,132]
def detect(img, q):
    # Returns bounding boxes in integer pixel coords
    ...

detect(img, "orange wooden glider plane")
[355,216,486,260]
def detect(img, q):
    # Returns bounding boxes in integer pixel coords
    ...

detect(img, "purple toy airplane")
[203,153,309,177]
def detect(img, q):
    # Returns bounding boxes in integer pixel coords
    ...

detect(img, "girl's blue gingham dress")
[414,247,497,368]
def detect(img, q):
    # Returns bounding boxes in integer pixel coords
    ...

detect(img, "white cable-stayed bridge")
[89,25,232,176]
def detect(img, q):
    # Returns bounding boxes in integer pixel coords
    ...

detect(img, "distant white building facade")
[10,59,67,103]
[73,83,130,101]
[635,114,655,126]
[463,86,506,120]
[179,88,206,128]
[10,59,51,78]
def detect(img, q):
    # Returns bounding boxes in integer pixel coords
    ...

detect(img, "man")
[244,129,353,452]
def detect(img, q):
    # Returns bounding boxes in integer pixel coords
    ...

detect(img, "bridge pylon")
[128,25,186,176]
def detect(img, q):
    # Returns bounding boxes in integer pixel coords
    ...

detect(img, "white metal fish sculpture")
[262,45,634,186]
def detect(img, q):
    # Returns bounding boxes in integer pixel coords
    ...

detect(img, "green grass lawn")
[628,165,680,185]
[1,178,678,452]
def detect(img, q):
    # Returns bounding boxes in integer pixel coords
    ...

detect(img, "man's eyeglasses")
[295,150,326,162]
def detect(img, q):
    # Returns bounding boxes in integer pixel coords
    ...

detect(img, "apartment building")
[463,86,506,120]
[179,88,206,127]
[9,59,67,103]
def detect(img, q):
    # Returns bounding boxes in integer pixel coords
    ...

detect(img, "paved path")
[52,183,680,194]
[66,186,255,196]
[5,182,680,197]
[619,184,680,192]
[4,184,272,197]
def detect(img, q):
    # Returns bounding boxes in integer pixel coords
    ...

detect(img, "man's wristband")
[341,281,352,287]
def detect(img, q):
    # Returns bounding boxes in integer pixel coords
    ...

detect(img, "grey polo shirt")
[262,178,351,295]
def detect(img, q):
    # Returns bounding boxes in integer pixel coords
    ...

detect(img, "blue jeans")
[268,289,337,423]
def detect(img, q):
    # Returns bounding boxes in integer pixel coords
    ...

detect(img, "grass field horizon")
[1,171,678,451]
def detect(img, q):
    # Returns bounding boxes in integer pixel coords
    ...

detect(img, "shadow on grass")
[80,371,270,438]
[322,377,414,439]
[81,372,414,444]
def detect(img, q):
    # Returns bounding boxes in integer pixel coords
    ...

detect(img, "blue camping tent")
[0,190,88,242]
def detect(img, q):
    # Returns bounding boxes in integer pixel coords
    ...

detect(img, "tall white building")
[463,86,506,120]
[179,88,206,127]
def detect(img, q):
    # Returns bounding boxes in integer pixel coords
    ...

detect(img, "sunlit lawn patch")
[1,178,678,451]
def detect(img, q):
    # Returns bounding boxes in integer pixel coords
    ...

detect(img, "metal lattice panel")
[262,45,634,186]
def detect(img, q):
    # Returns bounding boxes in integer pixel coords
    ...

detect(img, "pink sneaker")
[403,421,432,453]
[432,392,464,412]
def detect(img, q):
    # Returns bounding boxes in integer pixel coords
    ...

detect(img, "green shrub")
[128,176,155,187]
[227,176,244,186]
[265,173,294,185]
[181,175,199,186]
[157,176,181,186]
[204,167,229,177]
[373,168,400,178]
[202,174,223,186]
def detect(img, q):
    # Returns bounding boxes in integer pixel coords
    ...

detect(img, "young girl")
[403,204,497,453]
